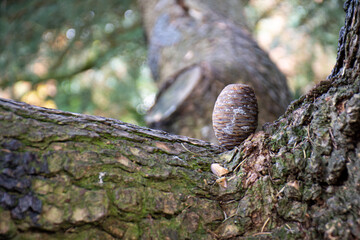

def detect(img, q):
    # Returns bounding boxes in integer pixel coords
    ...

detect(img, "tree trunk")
[0,1,360,239]
[139,0,293,143]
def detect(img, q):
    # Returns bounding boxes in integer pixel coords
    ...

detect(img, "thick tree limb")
[139,0,292,142]
[1,71,359,239]
[0,98,225,239]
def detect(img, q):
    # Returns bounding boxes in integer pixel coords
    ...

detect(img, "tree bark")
[139,0,292,143]
[0,0,360,239]
[0,98,225,239]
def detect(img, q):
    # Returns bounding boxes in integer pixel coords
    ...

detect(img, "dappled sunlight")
[0,1,153,125]
[247,0,343,97]
[13,81,32,99]
[29,58,49,77]
[0,0,343,125]
[20,80,58,109]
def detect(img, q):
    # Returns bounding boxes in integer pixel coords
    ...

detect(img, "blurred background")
[0,0,344,126]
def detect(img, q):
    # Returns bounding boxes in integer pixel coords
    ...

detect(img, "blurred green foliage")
[246,0,344,98]
[246,0,344,50]
[288,0,344,47]
[288,0,344,98]
[0,0,345,124]
[0,0,155,125]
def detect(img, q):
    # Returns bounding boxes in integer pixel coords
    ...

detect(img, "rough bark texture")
[139,0,292,143]
[0,1,360,239]
[0,99,225,239]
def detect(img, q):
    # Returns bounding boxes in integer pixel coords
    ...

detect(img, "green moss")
[0,209,17,239]
[269,130,288,152]
[303,184,322,201]
[270,223,306,239]
[292,144,310,172]
[271,157,288,179]
[216,217,250,237]
[277,198,307,222]
[44,151,67,173]
[123,222,140,239]
[283,153,297,173]
[62,227,114,240]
